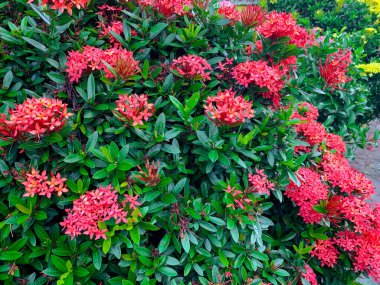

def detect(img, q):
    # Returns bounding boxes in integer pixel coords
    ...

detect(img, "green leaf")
[86,132,98,152]
[16,204,31,215]
[158,234,171,254]
[155,113,166,138]
[74,267,90,277]
[52,255,67,272]
[274,269,290,277]
[196,131,210,148]
[130,227,140,244]
[181,234,190,253]
[102,238,112,254]
[149,23,168,39]
[158,266,177,277]
[64,154,84,163]
[251,250,269,261]
[0,251,23,261]
[162,73,174,92]
[47,72,66,84]
[230,226,239,243]
[87,73,96,102]
[3,70,13,89]
[92,248,102,270]
[93,169,109,179]
[208,150,218,162]
[22,36,48,52]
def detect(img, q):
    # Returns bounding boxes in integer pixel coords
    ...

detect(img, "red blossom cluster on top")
[204,89,254,126]
[217,3,267,28]
[137,0,192,17]
[171,54,212,81]
[319,49,352,90]
[27,0,89,15]
[256,11,316,48]
[217,1,241,25]
[231,60,285,106]
[248,169,275,195]
[287,103,380,279]
[96,5,138,46]
[61,185,140,240]
[66,46,140,83]
[0,97,72,141]
[114,94,155,126]
[21,168,69,198]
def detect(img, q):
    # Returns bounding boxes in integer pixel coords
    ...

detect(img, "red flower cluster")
[217,1,241,25]
[321,151,375,198]
[0,97,71,141]
[285,167,329,224]
[22,168,68,198]
[27,0,89,15]
[137,0,192,17]
[231,60,284,106]
[292,102,346,153]
[256,11,315,48]
[61,185,137,240]
[310,239,339,267]
[204,89,254,126]
[290,103,380,278]
[114,94,155,126]
[66,46,140,83]
[291,102,319,122]
[247,169,275,195]
[319,49,352,89]
[171,55,212,81]
[240,5,267,28]
[301,265,317,285]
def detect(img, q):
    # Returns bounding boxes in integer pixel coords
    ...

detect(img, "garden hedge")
[0,1,379,285]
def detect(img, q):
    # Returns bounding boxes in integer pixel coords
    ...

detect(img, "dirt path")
[351,120,380,285]
[351,120,380,203]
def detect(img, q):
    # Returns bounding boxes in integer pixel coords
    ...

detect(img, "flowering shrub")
[0,1,379,285]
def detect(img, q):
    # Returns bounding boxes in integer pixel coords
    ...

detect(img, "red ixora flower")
[27,0,89,15]
[204,89,254,126]
[217,1,240,25]
[21,168,68,198]
[247,169,275,195]
[60,185,136,240]
[240,5,267,28]
[171,55,212,81]
[301,265,317,285]
[154,0,192,17]
[256,11,315,48]
[231,60,284,106]
[114,94,155,126]
[319,49,352,90]
[285,167,329,224]
[0,97,72,141]
[310,239,339,268]
[66,46,140,83]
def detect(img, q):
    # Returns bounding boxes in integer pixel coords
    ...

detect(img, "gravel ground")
[351,120,380,285]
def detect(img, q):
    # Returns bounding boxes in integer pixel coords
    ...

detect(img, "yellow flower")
[365,27,377,35]
[358,0,380,16]
[356,62,380,76]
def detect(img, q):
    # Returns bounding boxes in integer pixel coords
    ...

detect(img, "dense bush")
[0,1,379,285]
[265,0,380,122]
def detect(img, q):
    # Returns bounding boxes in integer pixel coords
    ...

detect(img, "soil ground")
[351,120,380,285]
